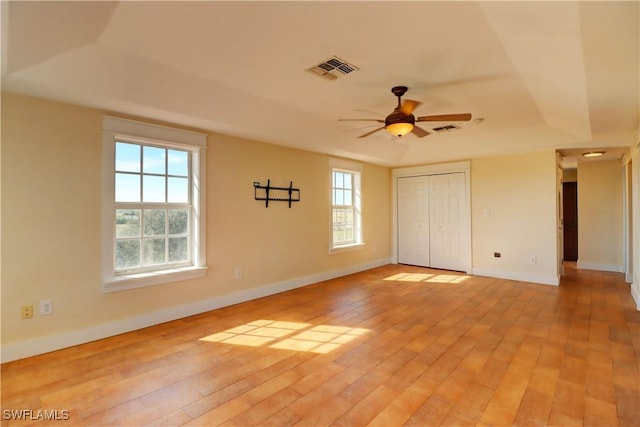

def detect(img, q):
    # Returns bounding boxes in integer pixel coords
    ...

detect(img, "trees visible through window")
[331,161,362,251]
[114,142,191,272]
[102,116,207,292]
[332,170,355,245]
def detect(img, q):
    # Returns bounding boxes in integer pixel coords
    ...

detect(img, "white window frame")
[102,116,207,292]
[330,158,364,254]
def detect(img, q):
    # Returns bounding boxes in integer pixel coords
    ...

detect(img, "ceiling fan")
[339,86,472,138]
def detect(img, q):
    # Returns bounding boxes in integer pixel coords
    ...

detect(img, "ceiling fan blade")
[338,118,385,123]
[411,125,430,138]
[400,99,421,115]
[357,127,385,138]
[416,113,472,122]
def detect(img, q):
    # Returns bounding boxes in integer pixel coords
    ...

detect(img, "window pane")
[168,177,189,203]
[334,189,343,205]
[168,149,188,176]
[115,173,140,202]
[344,189,352,204]
[115,239,140,269]
[116,209,140,238]
[334,208,344,224]
[345,227,354,242]
[169,237,188,262]
[169,209,189,235]
[334,172,343,188]
[143,146,166,174]
[344,173,352,189]
[143,238,166,265]
[334,209,344,225]
[144,209,166,236]
[115,142,140,172]
[333,228,344,244]
[143,175,166,202]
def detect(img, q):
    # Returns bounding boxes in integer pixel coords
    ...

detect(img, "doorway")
[397,173,467,271]
[392,161,472,274]
[563,181,578,261]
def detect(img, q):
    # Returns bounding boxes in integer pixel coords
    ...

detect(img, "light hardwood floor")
[2,263,639,426]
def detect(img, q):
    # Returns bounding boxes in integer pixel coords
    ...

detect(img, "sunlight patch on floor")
[383,272,469,283]
[200,320,369,354]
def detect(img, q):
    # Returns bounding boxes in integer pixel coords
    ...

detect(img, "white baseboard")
[577,261,624,273]
[632,285,640,311]
[1,258,391,363]
[471,268,559,286]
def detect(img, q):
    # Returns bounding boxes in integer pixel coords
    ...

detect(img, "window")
[330,159,363,252]
[102,116,207,292]
[114,142,191,270]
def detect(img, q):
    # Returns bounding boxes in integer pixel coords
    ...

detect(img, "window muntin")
[102,115,207,292]
[330,162,362,251]
[114,142,192,274]
[332,171,355,245]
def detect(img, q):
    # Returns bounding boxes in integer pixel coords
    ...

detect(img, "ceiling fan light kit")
[339,86,472,139]
[386,122,414,137]
[385,109,416,137]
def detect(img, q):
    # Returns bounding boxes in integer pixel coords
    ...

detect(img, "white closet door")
[397,173,467,271]
[429,173,466,271]
[397,176,430,267]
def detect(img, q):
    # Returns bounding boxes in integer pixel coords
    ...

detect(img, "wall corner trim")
[631,284,640,311]
[576,261,624,273]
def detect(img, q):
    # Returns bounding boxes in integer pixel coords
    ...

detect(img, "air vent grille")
[432,124,461,133]
[307,56,359,81]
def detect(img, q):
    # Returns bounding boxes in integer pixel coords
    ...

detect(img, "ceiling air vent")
[432,124,461,133]
[307,56,359,81]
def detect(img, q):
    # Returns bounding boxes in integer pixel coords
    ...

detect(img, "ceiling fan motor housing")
[385,110,415,128]
[385,85,415,136]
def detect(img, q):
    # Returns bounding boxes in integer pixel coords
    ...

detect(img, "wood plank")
[1,263,637,426]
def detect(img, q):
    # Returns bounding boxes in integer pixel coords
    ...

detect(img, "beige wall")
[578,160,623,271]
[471,151,559,285]
[1,93,391,358]
[3,92,635,360]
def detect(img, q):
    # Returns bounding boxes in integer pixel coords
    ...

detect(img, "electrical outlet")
[235,269,242,279]
[40,299,53,315]
[529,256,537,265]
[21,305,33,319]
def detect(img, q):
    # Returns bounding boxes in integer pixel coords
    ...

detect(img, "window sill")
[103,266,208,293]
[330,242,365,255]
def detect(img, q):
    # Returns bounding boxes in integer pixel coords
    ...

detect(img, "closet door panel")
[429,173,466,271]
[397,176,430,267]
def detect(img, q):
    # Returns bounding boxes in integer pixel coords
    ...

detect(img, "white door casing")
[392,161,471,273]
[395,162,469,272]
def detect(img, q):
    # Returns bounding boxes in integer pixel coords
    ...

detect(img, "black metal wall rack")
[253,179,300,208]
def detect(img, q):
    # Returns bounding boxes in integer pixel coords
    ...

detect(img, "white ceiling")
[2,1,638,167]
